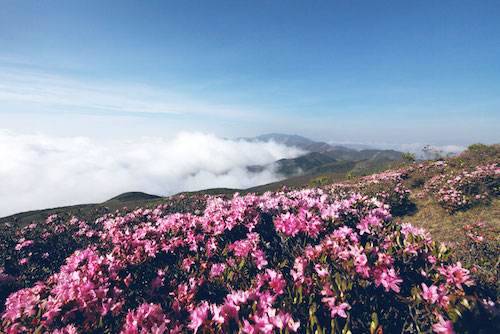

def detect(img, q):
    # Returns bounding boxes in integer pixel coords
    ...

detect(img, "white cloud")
[0,130,303,217]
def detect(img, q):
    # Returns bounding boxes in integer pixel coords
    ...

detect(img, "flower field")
[1,145,499,333]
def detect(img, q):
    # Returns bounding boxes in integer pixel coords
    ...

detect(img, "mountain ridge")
[246,133,404,177]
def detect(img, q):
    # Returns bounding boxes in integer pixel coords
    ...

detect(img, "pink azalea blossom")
[438,262,474,289]
[432,315,455,334]
[421,283,439,304]
[266,269,286,295]
[314,264,329,278]
[209,263,226,278]
[321,297,350,318]
[189,302,209,333]
[121,303,169,334]
[374,267,403,293]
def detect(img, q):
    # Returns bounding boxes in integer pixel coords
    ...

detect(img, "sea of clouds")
[0,130,304,217]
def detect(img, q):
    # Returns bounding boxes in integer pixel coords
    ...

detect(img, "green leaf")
[370,312,379,334]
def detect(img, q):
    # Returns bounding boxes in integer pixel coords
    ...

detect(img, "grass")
[399,197,500,244]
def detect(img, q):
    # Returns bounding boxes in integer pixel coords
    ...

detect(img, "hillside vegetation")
[0,144,498,333]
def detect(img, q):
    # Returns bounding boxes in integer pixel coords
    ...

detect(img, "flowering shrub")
[1,188,491,333]
[328,169,414,216]
[0,214,101,291]
[0,194,209,284]
[424,164,499,212]
[452,222,499,304]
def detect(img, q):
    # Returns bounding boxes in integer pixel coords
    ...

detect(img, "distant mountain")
[253,133,317,147]
[274,151,338,176]
[247,133,404,177]
[328,142,375,150]
[247,133,333,153]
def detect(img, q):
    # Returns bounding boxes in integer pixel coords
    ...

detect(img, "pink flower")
[230,233,260,258]
[438,262,473,289]
[356,215,382,235]
[291,257,307,284]
[437,285,450,308]
[270,311,300,332]
[274,212,303,237]
[377,253,394,266]
[210,304,225,324]
[189,302,209,333]
[182,257,195,271]
[121,303,168,334]
[252,249,268,269]
[52,324,78,334]
[252,314,274,333]
[2,283,45,323]
[15,240,34,251]
[421,283,439,304]
[242,319,256,334]
[266,269,286,295]
[350,246,370,278]
[432,315,454,334]
[210,263,226,278]
[231,239,253,257]
[356,219,370,235]
[374,268,403,293]
[314,264,329,278]
[321,297,350,318]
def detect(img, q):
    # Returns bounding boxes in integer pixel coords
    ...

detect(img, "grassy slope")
[399,144,500,243]
[400,197,500,244]
[402,197,500,297]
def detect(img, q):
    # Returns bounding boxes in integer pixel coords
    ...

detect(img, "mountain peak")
[106,192,161,203]
[254,133,316,145]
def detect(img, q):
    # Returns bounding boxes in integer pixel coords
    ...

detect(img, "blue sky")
[1,0,499,145]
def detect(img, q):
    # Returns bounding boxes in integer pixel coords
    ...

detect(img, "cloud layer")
[0,131,303,217]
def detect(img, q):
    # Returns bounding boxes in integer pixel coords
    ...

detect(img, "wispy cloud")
[0,65,260,118]
[0,130,304,217]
